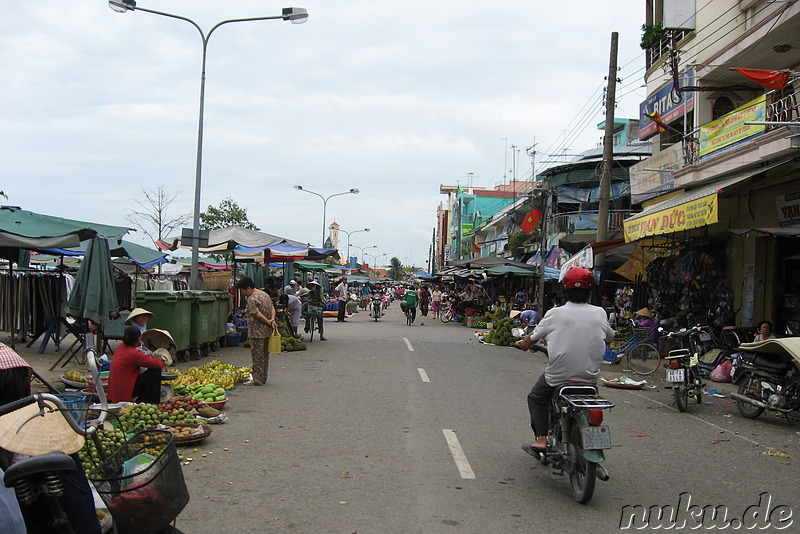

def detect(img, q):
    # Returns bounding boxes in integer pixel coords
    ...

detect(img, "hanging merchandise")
[644,248,731,327]
[614,286,634,318]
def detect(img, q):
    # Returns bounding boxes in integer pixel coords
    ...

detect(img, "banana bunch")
[171,360,252,390]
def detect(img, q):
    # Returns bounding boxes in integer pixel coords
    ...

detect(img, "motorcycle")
[523,344,615,504]
[371,293,383,321]
[730,338,800,422]
[663,328,706,412]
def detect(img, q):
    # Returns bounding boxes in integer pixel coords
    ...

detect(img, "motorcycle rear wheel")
[674,384,688,412]
[736,376,766,419]
[568,423,597,504]
[440,309,453,323]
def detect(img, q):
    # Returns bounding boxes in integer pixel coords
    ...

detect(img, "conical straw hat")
[0,400,85,456]
[142,328,177,356]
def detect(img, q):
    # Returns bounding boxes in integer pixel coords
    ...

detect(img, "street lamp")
[366,253,386,268]
[340,227,370,266]
[293,185,359,247]
[108,0,308,289]
[351,244,377,266]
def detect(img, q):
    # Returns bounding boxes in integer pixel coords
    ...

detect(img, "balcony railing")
[767,83,799,125]
[646,30,690,69]
[548,210,635,235]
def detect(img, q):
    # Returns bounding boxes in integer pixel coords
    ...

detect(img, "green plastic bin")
[185,290,217,348]
[212,291,232,344]
[133,291,192,359]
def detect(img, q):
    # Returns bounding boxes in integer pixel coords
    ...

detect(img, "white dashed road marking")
[403,337,414,351]
[442,429,476,479]
[417,368,430,382]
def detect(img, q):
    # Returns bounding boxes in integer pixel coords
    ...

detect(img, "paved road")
[14,308,800,533]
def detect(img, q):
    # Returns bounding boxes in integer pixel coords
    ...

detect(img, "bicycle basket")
[88,430,189,534]
[307,305,323,317]
[54,394,90,426]
[633,327,650,340]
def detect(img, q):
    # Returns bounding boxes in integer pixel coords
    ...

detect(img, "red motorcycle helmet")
[562,266,593,290]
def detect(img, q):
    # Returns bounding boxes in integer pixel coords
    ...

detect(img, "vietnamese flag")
[732,68,790,91]
[520,207,542,234]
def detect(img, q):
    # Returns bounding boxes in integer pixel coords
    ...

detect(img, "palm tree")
[389,257,404,281]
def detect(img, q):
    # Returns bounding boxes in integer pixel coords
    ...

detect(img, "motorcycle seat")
[4,451,76,487]
[739,352,792,375]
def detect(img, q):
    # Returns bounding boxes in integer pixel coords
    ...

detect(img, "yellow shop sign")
[623,193,718,241]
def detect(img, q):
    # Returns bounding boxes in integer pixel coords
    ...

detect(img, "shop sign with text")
[776,190,800,226]
[623,193,718,241]
[699,95,765,158]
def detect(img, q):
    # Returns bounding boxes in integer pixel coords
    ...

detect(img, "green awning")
[294,260,330,270]
[0,207,130,249]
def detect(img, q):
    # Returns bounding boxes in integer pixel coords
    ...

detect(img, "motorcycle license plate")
[699,332,710,341]
[581,426,611,449]
[667,368,685,382]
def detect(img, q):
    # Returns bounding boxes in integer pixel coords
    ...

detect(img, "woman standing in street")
[431,285,443,319]
[235,276,277,385]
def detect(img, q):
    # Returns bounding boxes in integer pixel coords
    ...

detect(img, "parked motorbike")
[371,293,383,321]
[730,338,800,422]
[523,344,615,504]
[665,348,705,412]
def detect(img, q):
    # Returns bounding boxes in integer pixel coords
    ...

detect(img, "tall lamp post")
[366,253,386,268]
[108,0,309,289]
[293,185,359,247]
[351,245,378,266]
[340,227,370,266]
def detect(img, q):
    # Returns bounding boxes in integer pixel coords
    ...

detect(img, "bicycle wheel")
[406,310,412,326]
[440,308,453,323]
[307,315,316,342]
[625,343,661,375]
[722,330,741,350]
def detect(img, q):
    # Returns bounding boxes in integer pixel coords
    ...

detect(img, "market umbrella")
[65,236,118,326]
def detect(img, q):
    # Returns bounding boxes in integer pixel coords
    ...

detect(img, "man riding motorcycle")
[515,267,615,453]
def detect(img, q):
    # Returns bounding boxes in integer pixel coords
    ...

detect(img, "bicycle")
[606,320,662,375]
[305,304,323,342]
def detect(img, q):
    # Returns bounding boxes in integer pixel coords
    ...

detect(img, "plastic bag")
[710,360,733,383]
[511,327,526,338]
[268,332,282,354]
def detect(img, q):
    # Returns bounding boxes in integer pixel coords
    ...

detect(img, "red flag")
[520,207,542,234]
[732,68,790,91]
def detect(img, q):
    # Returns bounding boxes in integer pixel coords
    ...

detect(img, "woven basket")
[202,271,230,290]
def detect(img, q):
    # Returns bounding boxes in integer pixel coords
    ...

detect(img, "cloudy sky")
[1,1,647,268]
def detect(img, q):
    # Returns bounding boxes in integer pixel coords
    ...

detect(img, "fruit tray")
[203,398,227,410]
[167,423,212,445]
[60,375,89,388]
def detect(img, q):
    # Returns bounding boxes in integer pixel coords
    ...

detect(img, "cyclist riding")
[514,266,615,453]
[401,285,419,324]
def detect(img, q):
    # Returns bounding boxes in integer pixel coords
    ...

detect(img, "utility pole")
[596,31,618,275]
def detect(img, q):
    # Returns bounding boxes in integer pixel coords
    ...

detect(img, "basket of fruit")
[88,430,189,534]
[61,370,89,388]
[164,423,212,445]
[203,398,227,410]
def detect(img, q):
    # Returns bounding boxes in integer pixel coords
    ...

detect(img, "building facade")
[629,0,800,330]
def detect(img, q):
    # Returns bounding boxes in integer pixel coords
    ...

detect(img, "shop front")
[623,158,800,332]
